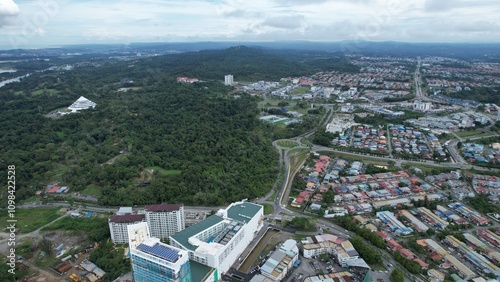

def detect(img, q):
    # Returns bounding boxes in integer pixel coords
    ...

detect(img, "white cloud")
[261,15,305,29]
[0,0,499,48]
[425,0,500,12]
[0,0,20,27]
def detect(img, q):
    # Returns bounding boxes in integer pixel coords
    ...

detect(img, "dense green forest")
[137,46,359,81]
[3,47,356,206]
[0,80,279,205]
[443,87,500,104]
[0,46,357,206]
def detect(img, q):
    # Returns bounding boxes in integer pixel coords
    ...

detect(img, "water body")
[0,73,30,88]
[0,69,17,74]
[0,66,56,88]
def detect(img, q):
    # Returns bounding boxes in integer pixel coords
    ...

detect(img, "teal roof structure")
[170,215,224,251]
[227,202,262,223]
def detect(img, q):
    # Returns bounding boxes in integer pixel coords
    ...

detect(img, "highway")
[414,57,424,100]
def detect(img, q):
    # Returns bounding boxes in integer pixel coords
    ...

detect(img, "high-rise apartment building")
[145,203,185,240]
[109,213,146,244]
[224,74,234,86]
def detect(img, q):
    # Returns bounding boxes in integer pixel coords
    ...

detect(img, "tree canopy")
[0,47,314,206]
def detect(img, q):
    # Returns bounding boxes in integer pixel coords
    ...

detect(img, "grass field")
[300,138,313,147]
[290,86,310,95]
[32,88,60,96]
[316,150,392,165]
[369,263,388,271]
[287,147,309,156]
[82,184,102,197]
[19,196,37,205]
[262,203,274,215]
[292,234,311,241]
[262,98,284,107]
[289,150,310,171]
[148,166,182,176]
[277,140,298,148]
[49,165,70,181]
[0,208,61,234]
[456,130,492,138]
[267,191,277,201]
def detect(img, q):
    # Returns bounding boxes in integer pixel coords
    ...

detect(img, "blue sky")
[0,0,499,49]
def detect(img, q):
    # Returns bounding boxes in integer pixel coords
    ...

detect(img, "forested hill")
[138,46,359,81]
[145,46,303,81]
[0,46,331,206]
[0,46,354,206]
[0,80,278,206]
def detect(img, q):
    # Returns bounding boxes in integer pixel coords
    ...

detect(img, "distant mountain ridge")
[2,41,500,60]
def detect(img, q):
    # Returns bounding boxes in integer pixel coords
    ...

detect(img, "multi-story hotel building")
[170,201,264,280]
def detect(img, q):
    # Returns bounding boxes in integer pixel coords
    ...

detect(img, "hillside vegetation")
[1,80,278,206]
[0,46,357,206]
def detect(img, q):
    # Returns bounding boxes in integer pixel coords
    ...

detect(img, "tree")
[390,269,404,282]
[286,217,316,231]
[0,263,15,282]
[39,238,54,256]
[90,241,131,281]
[312,128,335,147]
[454,233,466,243]
[320,253,330,262]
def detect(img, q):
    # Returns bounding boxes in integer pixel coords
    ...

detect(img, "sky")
[0,0,499,49]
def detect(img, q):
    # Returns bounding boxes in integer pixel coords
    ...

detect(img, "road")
[260,101,498,218]
[15,97,496,282]
[414,57,425,101]
[256,102,500,281]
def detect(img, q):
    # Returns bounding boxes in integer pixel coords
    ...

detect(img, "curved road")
[257,102,498,282]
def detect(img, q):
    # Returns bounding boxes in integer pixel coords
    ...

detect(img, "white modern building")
[145,203,185,240]
[348,87,357,96]
[224,75,234,86]
[68,96,97,112]
[109,213,146,244]
[170,201,264,280]
[414,101,432,112]
[128,222,192,282]
[325,117,356,135]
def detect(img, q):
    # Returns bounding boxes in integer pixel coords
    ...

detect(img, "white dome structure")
[68,96,96,112]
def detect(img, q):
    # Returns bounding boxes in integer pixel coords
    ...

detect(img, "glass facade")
[132,254,192,282]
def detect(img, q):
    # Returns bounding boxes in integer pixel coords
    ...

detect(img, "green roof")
[170,215,224,251]
[190,260,214,282]
[227,202,262,223]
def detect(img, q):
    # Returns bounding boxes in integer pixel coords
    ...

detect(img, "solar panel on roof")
[137,243,179,262]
